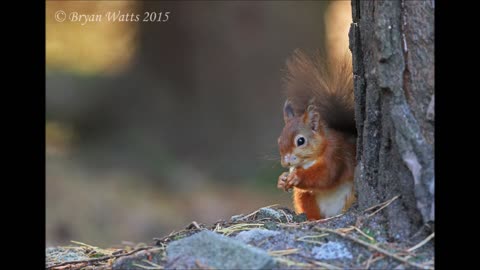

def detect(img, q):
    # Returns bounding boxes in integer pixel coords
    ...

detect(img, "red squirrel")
[277,50,357,220]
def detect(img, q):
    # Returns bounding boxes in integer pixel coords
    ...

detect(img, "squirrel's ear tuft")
[283,99,295,123]
[305,104,321,131]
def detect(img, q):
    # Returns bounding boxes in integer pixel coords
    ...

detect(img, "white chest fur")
[315,181,353,218]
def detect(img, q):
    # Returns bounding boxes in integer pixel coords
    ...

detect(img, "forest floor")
[46,201,434,270]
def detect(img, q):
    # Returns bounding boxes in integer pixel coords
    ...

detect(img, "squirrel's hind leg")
[293,188,322,220]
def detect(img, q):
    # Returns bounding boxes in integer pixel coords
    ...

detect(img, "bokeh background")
[46,0,351,247]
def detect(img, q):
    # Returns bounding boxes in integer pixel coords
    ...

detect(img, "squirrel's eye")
[296,136,305,147]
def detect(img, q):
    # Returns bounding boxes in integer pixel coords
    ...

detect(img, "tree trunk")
[349,0,434,242]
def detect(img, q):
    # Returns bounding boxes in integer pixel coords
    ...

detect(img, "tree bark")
[349,0,434,242]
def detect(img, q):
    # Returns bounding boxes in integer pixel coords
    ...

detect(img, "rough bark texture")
[349,0,434,241]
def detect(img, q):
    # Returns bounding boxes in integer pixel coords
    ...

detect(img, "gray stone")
[166,230,276,269]
[257,207,296,223]
[257,207,284,221]
[112,248,163,270]
[230,214,246,222]
[45,247,90,268]
[235,229,280,244]
[311,241,353,260]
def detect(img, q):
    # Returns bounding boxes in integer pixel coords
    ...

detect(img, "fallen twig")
[337,227,355,234]
[153,230,184,245]
[195,259,214,270]
[364,254,374,269]
[273,256,313,268]
[50,262,88,270]
[69,241,98,249]
[296,233,329,241]
[277,208,293,223]
[364,195,400,218]
[364,253,384,269]
[278,223,302,228]
[316,213,345,223]
[268,248,299,256]
[407,233,434,253]
[47,246,155,270]
[351,226,376,243]
[241,204,281,221]
[297,254,343,270]
[187,221,202,230]
[132,259,164,270]
[310,260,343,270]
[214,223,264,236]
[296,233,329,245]
[314,227,432,270]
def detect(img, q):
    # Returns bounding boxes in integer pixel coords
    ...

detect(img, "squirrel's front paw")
[277,172,290,190]
[286,171,301,189]
[278,170,301,191]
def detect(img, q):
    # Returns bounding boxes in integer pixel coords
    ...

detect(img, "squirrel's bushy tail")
[283,49,356,136]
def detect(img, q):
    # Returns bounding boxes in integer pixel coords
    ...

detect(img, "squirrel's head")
[278,99,325,168]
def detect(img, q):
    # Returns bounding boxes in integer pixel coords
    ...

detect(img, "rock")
[46,247,90,268]
[235,229,280,244]
[293,213,308,222]
[231,207,306,223]
[230,214,246,222]
[166,230,276,269]
[257,207,294,223]
[112,248,163,270]
[264,221,279,230]
[311,241,353,260]
[257,207,284,220]
[258,207,307,223]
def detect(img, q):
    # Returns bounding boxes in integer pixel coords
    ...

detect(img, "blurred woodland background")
[46,0,351,246]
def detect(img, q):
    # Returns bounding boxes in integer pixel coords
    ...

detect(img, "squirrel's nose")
[283,154,297,166]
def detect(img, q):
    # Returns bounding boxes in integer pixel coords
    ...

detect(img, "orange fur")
[343,186,356,212]
[288,131,355,219]
[293,188,321,220]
